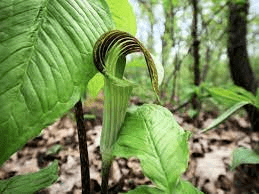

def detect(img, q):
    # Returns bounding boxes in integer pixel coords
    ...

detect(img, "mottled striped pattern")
[93,30,159,96]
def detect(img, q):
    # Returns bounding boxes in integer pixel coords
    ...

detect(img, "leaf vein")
[26,71,44,112]
[141,113,169,191]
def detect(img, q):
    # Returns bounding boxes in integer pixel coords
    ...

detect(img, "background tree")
[190,0,201,111]
[227,0,259,130]
[129,0,258,122]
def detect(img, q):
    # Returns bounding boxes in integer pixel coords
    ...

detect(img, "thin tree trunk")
[227,0,259,130]
[160,1,175,99]
[162,0,174,67]
[170,53,178,102]
[191,0,201,110]
[138,0,155,53]
[147,2,155,52]
[202,47,210,82]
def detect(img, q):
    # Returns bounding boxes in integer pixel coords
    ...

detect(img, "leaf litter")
[1,95,259,194]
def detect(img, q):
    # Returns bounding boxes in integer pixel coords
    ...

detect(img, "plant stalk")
[75,100,90,194]
[101,154,113,194]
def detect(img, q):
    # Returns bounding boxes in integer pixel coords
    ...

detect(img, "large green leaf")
[87,72,104,98]
[113,104,203,193]
[0,160,59,193]
[0,0,114,165]
[231,147,259,170]
[106,0,136,35]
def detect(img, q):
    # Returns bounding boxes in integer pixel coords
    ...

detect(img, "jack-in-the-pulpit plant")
[93,30,161,193]
[93,30,203,194]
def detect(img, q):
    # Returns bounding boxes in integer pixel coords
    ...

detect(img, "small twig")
[171,100,191,113]
[75,100,90,194]
[161,48,190,93]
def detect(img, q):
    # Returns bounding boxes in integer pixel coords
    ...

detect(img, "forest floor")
[1,94,259,194]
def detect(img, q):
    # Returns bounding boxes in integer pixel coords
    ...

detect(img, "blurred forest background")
[124,0,259,127]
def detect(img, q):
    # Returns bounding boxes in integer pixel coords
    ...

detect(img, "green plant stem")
[101,155,113,194]
[75,100,90,194]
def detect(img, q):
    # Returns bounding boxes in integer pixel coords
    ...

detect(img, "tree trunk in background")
[138,0,155,52]
[147,2,155,53]
[227,0,259,130]
[191,0,201,110]
[201,47,210,82]
[162,0,174,67]
[160,1,176,100]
